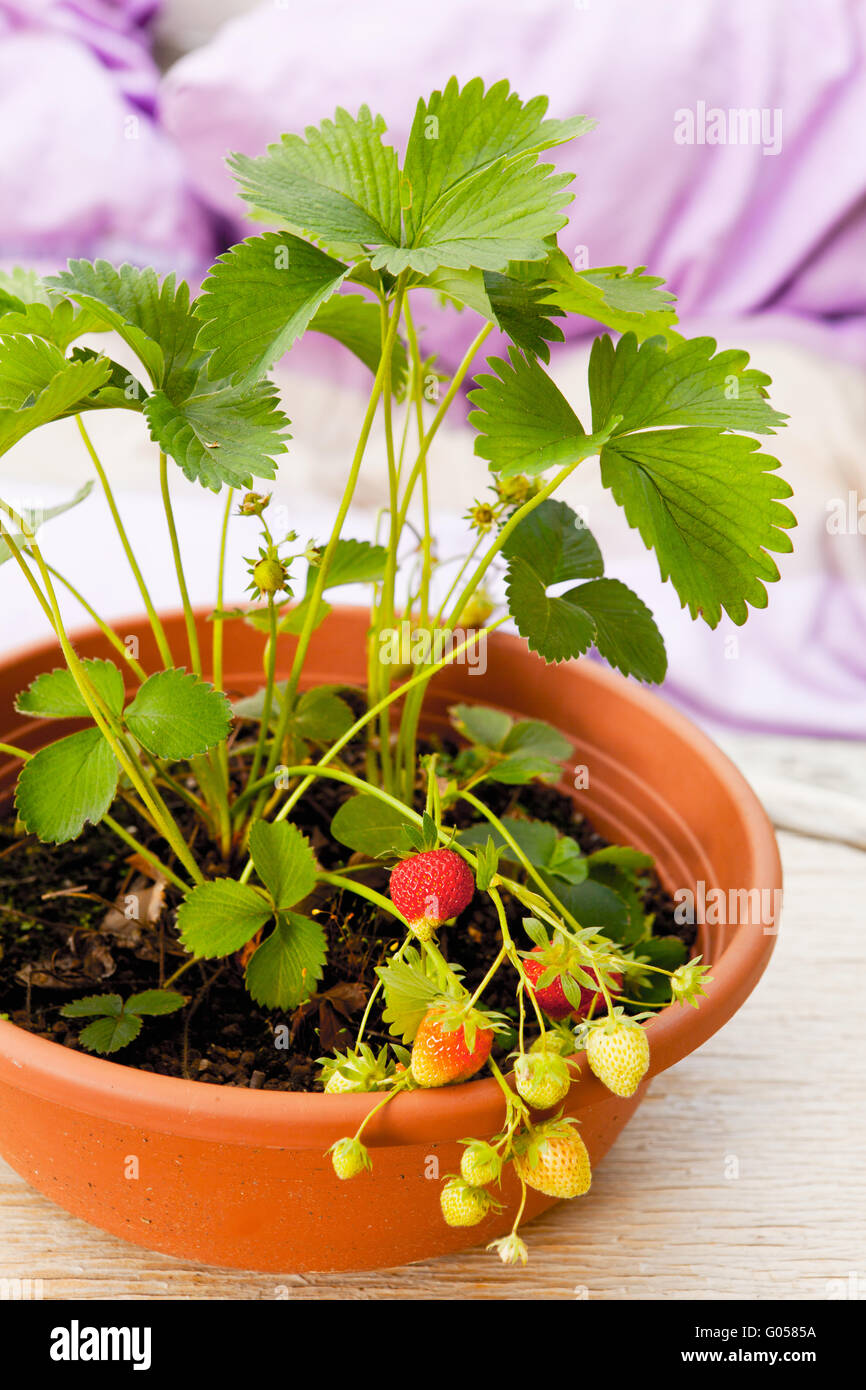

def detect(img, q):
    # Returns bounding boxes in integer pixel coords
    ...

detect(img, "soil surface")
[0,732,691,1091]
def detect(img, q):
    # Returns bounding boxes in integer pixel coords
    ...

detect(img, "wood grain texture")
[1,736,864,1301]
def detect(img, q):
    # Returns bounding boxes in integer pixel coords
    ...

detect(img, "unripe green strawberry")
[328,1137,371,1180]
[439,1178,492,1228]
[252,556,288,595]
[319,1043,397,1093]
[410,1004,494,1088]
[459,1140,502,1187]
[390,848,475,939]
[456,589,494,629]
[585,1016,650,1097]
[514,1051,572,1108]
[514,1121,591,1199]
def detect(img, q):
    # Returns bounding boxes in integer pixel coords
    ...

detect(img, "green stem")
[27,536,204,885]
[466,942,508,1011]
[212,488,233,693]
[159,452,201,675]
[260,618,508,837]
[267,274,408,780]
[0,513,56,626]
[0,740,30,760]
[246,594,278,794]
[76,417,173,667]
[459,790,583,937]
[319,871,407,925]
[101,814,191,894]
[44,563,147,682]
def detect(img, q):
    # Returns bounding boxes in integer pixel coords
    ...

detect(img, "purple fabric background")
[1,1,865,737]
[160,0,866,368]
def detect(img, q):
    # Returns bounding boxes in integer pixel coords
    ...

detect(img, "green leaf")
[61,994,123,1018]
[144,376,291,492]
[460,816,557,869]
[485,754,563,785]
[228,106,402,263]
[124,669,232,759]
[277,595,331,635]
[542,253,678,341]
[377,946,444,1043]
[125,990,186,1017]
[589,332,787,435]
[330,793,415,858]
[588,844,654,873]
[501,718,571,762]
[308,292,408,389]
[468,348,589,477]
[293,687,355,741]
[14,728,118,844]
[177,879,274,959]
[0,336,111,457]
[15,658,125,720]
[78,1013,143,1054]
[195,232,348,386]
[0,299,110,351]
[449,702,513,750]
[545,836,588,885]
[503,500,666,677]
[47,261,202,397]
[503,499,603,583]
[568,578,667,682]
[0,482,94,567]
[551,878,631,941]
[0,267,53,309]
[249,819,317,909]
[631,936,688,1005]
[67,348,148,412]
[392,77,591,274]
[599,427,795,627]
[461,815,586,883]
[427,262,564,362]
[309,537,388,591]
[482,266,565,361]
[245,911,327,1010]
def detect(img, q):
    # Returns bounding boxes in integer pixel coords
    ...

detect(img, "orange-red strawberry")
[410,1004,494,1087]
[524,947,622,1021]
[390,848,475,940]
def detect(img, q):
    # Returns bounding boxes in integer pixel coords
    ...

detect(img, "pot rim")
[0,607,781,1149]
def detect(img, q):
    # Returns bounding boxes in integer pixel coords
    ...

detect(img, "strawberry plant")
[0,77,793,1266]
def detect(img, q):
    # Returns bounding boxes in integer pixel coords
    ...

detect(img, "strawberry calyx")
[318,1041,409,1094]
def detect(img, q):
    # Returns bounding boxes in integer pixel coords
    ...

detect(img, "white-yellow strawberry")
[585,1014,650,1097]
[514,1120,591,1199]
[440,1178,495,1228]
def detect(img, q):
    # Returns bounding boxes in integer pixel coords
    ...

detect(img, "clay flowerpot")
[0,608,781,1272]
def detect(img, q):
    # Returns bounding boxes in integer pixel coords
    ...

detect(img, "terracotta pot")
[0,608,781,1272]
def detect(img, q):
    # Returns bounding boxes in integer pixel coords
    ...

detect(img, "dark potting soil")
[0,732,692,1092]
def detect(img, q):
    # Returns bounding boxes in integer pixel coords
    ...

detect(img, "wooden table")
[1,733,864,1301]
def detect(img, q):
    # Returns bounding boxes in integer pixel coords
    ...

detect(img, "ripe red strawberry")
[390,848,475,940]
[523,948,573,1020]
[410,1005,494,1088]
[524,947,622,1021]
